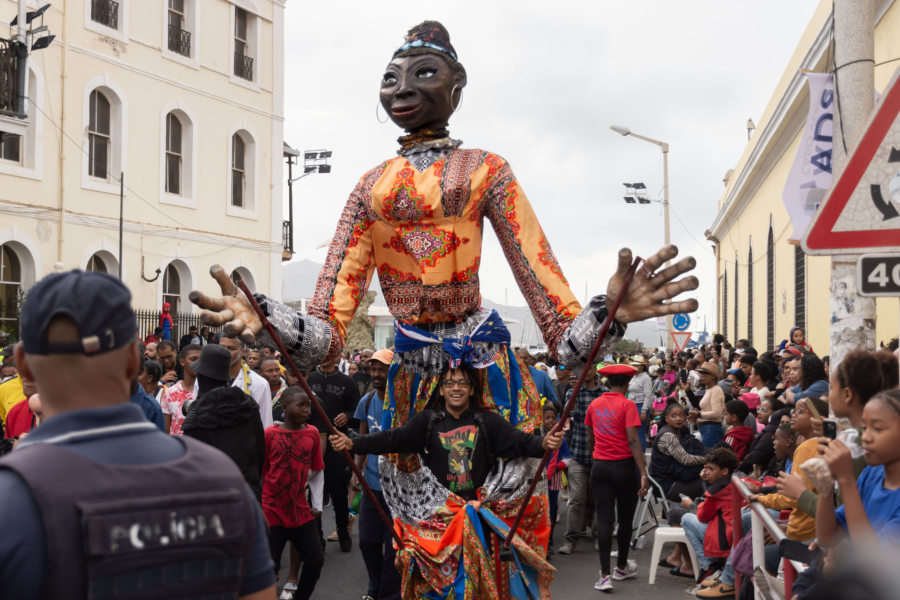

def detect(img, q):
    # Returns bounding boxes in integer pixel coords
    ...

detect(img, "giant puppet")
[191,22,699,599]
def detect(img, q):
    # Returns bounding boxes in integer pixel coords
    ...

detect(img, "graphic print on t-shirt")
[439,425,478,493]
[593,406,618,436]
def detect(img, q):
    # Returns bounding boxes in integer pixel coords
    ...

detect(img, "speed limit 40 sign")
[857,254,900,296]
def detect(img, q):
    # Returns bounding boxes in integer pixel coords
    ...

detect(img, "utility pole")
[830,0,876,364]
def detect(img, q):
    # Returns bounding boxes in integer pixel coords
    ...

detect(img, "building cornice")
[708,11,833,240]
[67,45,282,122]
[0,202,281,253]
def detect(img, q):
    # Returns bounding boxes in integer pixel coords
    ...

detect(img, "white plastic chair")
[647,526,700,584]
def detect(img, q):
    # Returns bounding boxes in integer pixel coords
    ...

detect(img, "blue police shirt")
[0,403,274,599]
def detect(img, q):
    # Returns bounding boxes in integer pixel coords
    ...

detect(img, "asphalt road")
[278,497,697,599]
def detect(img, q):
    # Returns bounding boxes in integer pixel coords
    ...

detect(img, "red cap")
[597,364,638,377]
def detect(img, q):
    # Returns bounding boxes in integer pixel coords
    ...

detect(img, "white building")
[0,0,286,339]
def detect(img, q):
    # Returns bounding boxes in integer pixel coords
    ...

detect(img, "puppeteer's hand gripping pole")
[499,257,643,560]
[236,280,404,549]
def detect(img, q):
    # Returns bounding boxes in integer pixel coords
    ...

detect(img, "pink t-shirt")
[585,392,641,461]
[160,382,193,436]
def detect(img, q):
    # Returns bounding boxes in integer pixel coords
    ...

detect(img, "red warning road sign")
[802,69,900,254]
[670,332,692,352]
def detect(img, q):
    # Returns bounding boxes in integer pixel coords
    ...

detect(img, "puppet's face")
[380,53,465,132]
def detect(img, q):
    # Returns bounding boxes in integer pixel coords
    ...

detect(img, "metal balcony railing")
[167,24,191,57]
[0,40,18,114]
[234,52,254,81]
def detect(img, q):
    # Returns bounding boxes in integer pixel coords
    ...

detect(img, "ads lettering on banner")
[782,72,834,241]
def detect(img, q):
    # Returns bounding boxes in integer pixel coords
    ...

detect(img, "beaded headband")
[393,25,458,62]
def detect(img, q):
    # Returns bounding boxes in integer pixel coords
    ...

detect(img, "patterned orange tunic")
[309,148,582,357]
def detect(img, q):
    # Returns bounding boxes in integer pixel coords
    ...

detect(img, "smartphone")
[822,420,838,439]
[778,538,821,564]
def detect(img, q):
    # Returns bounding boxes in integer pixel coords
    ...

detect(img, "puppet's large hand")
[606,245,699,324]
[189,265,262,344]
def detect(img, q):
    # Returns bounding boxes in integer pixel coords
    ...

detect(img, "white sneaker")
[612,560,638,580]
[594,573,614,592]
[557,541,575,555]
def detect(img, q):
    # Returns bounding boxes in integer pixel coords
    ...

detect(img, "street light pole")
[611,125,673,351]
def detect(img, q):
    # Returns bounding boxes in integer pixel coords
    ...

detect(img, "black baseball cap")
[20,270,137,356]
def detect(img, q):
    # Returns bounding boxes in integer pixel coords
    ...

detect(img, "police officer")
[0,270,276,600]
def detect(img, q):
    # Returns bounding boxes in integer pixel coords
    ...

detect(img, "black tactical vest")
[0,436,258,600]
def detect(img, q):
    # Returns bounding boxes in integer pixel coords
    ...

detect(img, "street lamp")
[283,144,331,260]
[611,124,673,349]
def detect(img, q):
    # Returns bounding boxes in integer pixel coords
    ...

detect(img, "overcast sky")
[282,0,821,338]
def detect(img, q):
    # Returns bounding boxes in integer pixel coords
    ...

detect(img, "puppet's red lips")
[391,104,420,117]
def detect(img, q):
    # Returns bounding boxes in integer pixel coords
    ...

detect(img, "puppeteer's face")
[380,54,462,132]
[440,368,474,413]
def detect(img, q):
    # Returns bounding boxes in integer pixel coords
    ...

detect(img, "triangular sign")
[802,68,900,255]
[670,331,691,352]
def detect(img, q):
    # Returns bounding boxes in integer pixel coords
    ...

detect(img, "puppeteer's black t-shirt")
[351,409,545,500]
[307,368,359,436]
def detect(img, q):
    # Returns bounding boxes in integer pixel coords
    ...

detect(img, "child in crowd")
[817,389,900,549]
[541,402,570,554]
[749,397,825,544]
[262,387,325,600]
[680,447,738,597]
[723,400,754,462]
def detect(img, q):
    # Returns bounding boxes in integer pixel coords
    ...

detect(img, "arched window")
[88,89,111,179]
[231,133,246,207]
[747,245,754,346]
[165,112,183,195]
[83,79,125,193]
[230,267,255,293]
[227,129,256,215]
[794,246,806,329]
[86,254,108,273]
[0,244,22,339]
[162,263,181,315]
[766,225,774,351]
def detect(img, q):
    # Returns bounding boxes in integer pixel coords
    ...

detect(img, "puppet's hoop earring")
[451,85,464,111]
[376,101,389,124]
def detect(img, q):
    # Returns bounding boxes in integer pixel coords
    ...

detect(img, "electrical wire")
[23,96,272,260]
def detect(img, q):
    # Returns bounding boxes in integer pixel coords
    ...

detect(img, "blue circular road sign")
[673,313,691,331]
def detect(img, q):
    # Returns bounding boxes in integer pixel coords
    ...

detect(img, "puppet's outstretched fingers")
[615,248,634,278]
[649,275,700,303]
[190,290,226,312]
[223,319,246,338]
[210,264,238,297]
[655,298,699,316]
[641,244,680,275]
[198,308,234,326]
[649,256,696,287]
[239,327,256,345]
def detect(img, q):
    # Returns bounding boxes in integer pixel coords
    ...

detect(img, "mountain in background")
[282,259,664,350]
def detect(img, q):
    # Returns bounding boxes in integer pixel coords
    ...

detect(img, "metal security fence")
[136,309,220,343]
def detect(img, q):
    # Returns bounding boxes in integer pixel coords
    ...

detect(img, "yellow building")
[0,0,286,339]
[708,0,899,355]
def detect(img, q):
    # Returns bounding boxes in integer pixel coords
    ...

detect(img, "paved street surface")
[279,497,695,598]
